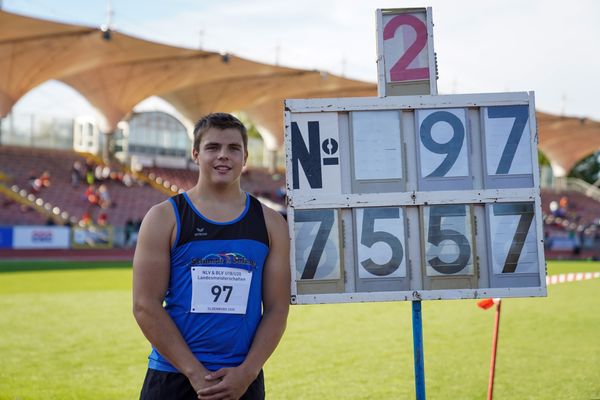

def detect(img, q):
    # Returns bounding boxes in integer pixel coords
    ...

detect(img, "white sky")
[4,0,600,120]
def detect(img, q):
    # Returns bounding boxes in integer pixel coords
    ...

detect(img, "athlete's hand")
[197,366,255,400]
[188,368,218,396]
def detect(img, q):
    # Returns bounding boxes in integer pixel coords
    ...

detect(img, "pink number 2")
[383,14,429,82]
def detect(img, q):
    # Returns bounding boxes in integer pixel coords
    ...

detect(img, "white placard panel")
[355,207,407,279]
[285,92,545,304]
[351,111,402,180]
[483,105,532,177]
[376,7,437,96]
[382,12,429,84]
[423,205,474,277]
[289,112,341,195]
[417,108,469,179]
[488,203,538,275]
[293,209,341,281]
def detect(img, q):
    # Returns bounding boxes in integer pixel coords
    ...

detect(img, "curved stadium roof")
[1,10,598,175]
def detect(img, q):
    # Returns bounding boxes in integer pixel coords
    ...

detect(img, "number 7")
[493,203,534,273]
[294,210,335,279]
[222,285,233,302]
[487,105,529,175]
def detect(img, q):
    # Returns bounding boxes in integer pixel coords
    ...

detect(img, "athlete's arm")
[132,201,214,393]
[199,205,290,400]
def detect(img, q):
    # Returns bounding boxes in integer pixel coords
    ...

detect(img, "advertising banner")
[72,226,113,248]
[13,226,70,249]
[0,227,13,249]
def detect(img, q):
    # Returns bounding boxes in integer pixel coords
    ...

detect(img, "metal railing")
[552,177,600,203]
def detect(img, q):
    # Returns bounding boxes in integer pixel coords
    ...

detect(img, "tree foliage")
[569,151,600,184]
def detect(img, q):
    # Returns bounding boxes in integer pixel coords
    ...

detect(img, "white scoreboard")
[284,92,546,304]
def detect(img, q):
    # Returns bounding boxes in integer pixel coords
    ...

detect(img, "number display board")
[376,7,437,96]
[284,92,546,304]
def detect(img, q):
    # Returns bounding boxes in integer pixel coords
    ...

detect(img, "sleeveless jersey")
[148,192,269,372]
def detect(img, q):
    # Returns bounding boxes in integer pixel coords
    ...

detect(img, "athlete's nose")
[217,148,229,160]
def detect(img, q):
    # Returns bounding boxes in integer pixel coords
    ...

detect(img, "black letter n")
[292,121,322,189]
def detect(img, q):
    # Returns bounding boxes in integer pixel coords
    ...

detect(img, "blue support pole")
[412,300,426,400]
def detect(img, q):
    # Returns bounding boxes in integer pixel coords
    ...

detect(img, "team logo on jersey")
[190,252,256,270]
[194,227,208,237]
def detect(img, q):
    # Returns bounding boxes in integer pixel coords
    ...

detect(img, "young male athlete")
[133,113,290,400]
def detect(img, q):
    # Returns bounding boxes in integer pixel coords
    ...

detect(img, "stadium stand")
[0,145,167,227]
[142,166,286,206]
[1,145,286,229]
[542,189,600,225]
[0,191,48,225]
[5,142,600,259]
[541,188,600,259]
[144,166,197,193]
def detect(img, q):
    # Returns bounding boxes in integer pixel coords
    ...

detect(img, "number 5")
[426,205,472,274]
[359,208,404,277]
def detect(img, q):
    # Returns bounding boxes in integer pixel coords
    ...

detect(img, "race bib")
[190,267,252,314]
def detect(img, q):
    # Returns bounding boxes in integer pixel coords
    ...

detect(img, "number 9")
[419,110,465,177]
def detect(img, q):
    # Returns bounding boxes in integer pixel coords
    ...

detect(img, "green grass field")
[0,260,599,399]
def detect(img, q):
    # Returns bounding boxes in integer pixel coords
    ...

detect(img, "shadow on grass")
[0,261,132,273]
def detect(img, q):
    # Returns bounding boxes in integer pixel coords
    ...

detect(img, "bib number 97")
[211,285,233,303]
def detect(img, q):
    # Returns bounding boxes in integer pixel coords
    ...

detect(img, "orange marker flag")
[477,298,503,400]
[477,298,500,310]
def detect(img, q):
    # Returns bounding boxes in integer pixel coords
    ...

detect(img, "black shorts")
[140,368,265,400]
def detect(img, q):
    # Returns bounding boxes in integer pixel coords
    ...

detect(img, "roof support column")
[102,130,113,162]
[265,149,278,173]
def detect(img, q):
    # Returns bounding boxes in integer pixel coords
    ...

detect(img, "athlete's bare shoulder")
[138,198,177,240]
[146,199,175,221]
[260,202,289,243]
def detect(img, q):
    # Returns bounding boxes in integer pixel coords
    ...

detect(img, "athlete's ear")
[192,149,199,163]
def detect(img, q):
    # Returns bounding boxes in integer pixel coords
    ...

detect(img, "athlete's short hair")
[193,113,248,152]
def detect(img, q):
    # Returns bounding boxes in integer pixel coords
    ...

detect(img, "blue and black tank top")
[148,192,269,372]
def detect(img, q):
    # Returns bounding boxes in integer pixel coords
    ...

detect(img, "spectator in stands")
[559,196,569,209]
[80,212,93,227]
[98,184,112,209]
[71,161,83,187]
[122,172,134,187]
[558,196,569,217]
[28,170,40,193]
[275,186,285,200]
[550,200,566,218]
[109,170,120,182]
[125,218,134,246]
[95,164,105,183]
[97,212,109,226]
[85,159,95,185]
[102,165,112,181]
[39,170,51,188]
[84,185,100,207]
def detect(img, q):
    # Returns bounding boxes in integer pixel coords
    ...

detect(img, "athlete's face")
[193,127,247,186]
